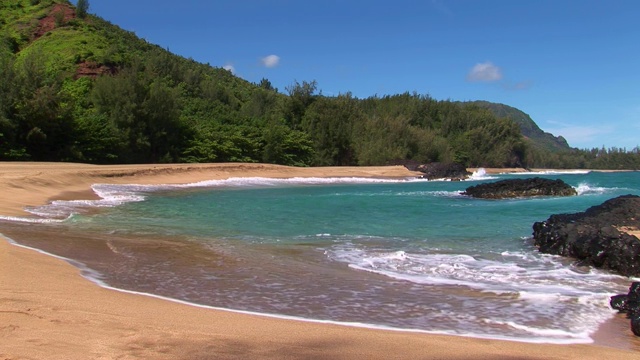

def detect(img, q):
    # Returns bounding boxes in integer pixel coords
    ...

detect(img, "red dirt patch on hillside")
[33,3,76,39]
[75,61,117,79]
[30,4,119,79]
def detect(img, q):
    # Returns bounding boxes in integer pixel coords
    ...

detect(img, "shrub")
[54,11,65,27]
[77,0,89,19]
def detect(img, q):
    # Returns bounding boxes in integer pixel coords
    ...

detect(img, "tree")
[262,121,314,166]
[77,0,90,19]
[284,80,317,130]
[302,94,358,166]
[258,78,275,91]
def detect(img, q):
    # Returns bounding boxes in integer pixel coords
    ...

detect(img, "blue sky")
[85,0,639,150]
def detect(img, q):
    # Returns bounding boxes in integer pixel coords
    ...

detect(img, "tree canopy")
[0,0,638,169]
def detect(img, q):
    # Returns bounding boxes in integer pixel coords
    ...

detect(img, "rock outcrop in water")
[532,195,640,277]
[610,282,640,336]
[410,162,471,180]
[462,177,577,199]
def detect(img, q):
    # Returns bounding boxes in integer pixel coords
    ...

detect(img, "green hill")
[1,0,637,169]
[1,1,246,85]
[466,101,571,152]
[1,0,286,164]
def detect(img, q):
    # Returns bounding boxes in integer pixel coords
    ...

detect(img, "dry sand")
[1,162,639,359]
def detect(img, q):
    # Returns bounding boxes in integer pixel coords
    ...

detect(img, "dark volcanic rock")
[393,159,421,171]
[463,177,577,199]
[632,312,640,336]
[610,282,640,336]
[532,195,640,277]
[611,283,640,314]
[414,162,471,180]
[611,294,635,313]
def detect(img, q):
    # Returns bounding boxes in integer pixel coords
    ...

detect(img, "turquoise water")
[4,170,640,344]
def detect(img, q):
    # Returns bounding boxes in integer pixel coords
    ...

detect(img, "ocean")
[2,169,640,345]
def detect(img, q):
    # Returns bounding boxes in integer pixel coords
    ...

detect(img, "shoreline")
[2,231,617,348]
[4,236,637,360]
[1,162,639,359]
[0,162,423,217]
[3,233,601,346]
[0,162,619,219]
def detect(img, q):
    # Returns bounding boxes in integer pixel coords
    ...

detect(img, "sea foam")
[467,168,498,181]
[505,170,591,175]
[14,184,149,221]
[179,176,424,188]
[328,245,623,294]
[574,182,613,196]
[324,242,627,343]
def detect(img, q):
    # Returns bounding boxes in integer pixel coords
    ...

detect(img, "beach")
[1,162,639,359]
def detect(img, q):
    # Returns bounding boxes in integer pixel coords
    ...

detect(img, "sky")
[84,0,639,150]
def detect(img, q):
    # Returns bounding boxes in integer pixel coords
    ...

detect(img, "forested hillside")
[465,101,570,153]
[1,0,638,169]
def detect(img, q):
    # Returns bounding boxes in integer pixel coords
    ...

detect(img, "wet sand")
[1,162,639,359]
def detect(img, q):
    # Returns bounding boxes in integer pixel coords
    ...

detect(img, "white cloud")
[466,62,503,82]
[223,63,235,74]
[261,55,280,68]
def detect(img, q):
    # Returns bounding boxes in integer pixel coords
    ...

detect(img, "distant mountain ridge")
[466,101,571,152]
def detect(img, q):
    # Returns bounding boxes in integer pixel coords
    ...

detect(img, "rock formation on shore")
[409,162,471,180]
[610,282,640,336]
[463,177,577,199]
[532,195,640,277]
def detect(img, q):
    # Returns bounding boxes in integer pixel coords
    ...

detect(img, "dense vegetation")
[1,0,638,169]
[467,101,570,152]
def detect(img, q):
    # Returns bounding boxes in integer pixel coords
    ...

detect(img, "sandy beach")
[1,162,639,359]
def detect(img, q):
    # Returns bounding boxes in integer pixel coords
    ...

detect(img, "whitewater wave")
[179,176,426,188]
[574,182,615,196]
[467,168,498,181]
[325,243,626,342]
[506,170,591,175]
[326,245,623,294]
[0,214,71,224]
[5,184,150,222]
